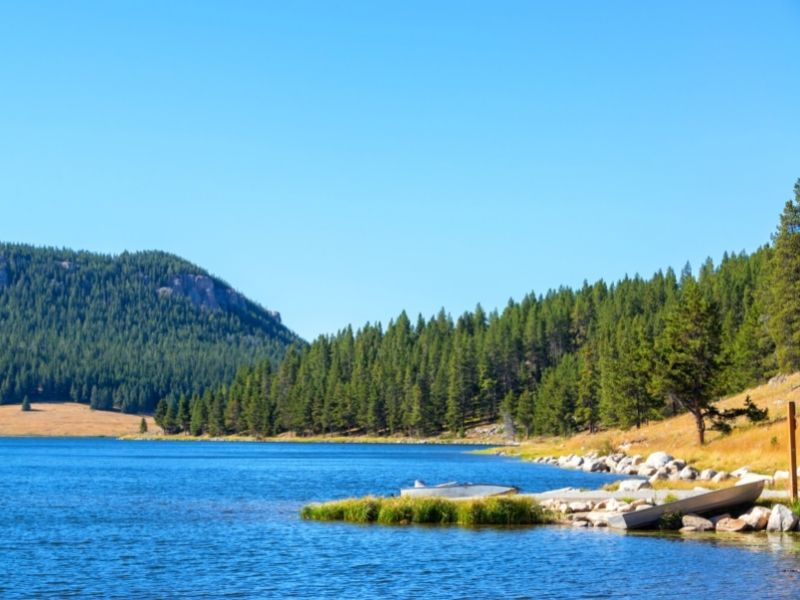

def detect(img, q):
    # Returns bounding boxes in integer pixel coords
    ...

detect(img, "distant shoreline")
[0,401,511,445]
[117,433,509,446]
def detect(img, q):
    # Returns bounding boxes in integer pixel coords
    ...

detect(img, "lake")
[2,438,799,599]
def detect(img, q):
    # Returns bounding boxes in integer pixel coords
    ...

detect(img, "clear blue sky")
[1,1,798,340]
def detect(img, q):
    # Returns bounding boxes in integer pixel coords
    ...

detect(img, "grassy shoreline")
[301,495,554,526]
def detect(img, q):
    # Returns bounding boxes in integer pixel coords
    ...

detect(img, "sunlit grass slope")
[0,402,156,437]
[495,373,800,475]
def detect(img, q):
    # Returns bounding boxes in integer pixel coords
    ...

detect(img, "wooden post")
[789,401,798,502]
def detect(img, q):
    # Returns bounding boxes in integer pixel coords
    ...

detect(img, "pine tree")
[176,395,190,433]
[154,398,168,430]
[163,401,177,434]
[189,393,208,436]
[576,339,599,433]
[21,395,31,411]
[765,179,800,373]
[654,278,721,444]
[139,417,148,434]
[533,355,579,436]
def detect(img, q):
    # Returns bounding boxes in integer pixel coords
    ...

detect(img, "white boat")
[400,480,519,499]
[607,480,765,530]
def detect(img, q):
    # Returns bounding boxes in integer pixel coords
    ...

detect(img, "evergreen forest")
[160,180,800,439]
[0,245,300,412]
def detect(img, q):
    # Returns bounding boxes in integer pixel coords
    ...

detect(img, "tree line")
[158,181,800,441]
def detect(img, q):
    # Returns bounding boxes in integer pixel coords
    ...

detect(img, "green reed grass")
[301,495,553,527]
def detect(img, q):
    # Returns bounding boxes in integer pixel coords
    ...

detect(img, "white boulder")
[699,468,717,481]
[711,471,730,483]
[679,466,699,480]
[637,465,657,477]
[582,459,606,473]
[618,479,652,492]
[645,452,673,469]
[767,504,799,532]
[566,455,584,468]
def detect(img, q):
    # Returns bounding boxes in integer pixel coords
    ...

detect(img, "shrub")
[657,511,683,530]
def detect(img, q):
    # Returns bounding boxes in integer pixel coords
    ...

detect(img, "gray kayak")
[607,480,765,530]
[400,481,519,499]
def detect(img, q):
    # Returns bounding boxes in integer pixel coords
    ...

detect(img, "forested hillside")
[164,180,800,439]
[0,245,300,412]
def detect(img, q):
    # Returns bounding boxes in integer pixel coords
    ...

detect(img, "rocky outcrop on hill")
[157,273,282,323]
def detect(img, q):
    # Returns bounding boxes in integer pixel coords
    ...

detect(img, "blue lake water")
[2,438,799,599]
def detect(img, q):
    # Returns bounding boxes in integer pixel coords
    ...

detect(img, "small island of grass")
[300,495,554,527]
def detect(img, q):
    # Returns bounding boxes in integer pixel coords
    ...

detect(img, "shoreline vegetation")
[301,496,553,526]
[120,433,506,445]
[3,374,796,476]
[2,373,798,473]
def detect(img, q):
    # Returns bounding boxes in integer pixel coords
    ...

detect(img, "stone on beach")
[766,504,799,532]
[566,455,584,468]
[667,459,686,471]
[582,458,606,473]
[699,468,717,481]
[711,471,730,483]
[618,479,652,492]
[645,452,673,469]
[715,518,749,533]
[567,501,593,513]
[682,514,714,532]
[709,514,731,525]
[741,507,771,531]
[679,466,699,480]
[637,465,657,477]
[648,468,669,484]
[586,512,613,526]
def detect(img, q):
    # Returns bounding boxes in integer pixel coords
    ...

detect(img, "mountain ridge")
[0,242,302,413]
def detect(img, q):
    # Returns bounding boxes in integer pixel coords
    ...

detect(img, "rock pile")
[532,450,795,487]
[539,493,657,528]
[540,491,800,533]
[532,448,800,533]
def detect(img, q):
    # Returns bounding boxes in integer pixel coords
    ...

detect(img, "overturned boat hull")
[607,480,765,530]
